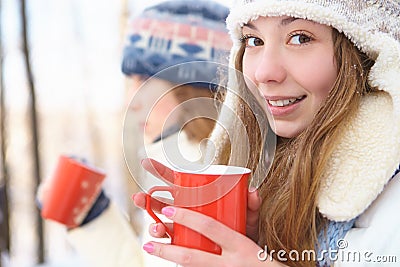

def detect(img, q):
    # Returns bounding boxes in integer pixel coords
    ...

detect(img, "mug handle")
[146,186,174,238]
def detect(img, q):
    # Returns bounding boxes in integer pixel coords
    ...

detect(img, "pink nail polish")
[143,243,154,253]
[152,223,158,233]
[161,207,175,217]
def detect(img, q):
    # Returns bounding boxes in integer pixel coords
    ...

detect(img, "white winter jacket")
[335,173,400,266]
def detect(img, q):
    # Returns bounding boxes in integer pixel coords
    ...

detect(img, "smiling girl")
[138,1,400,266]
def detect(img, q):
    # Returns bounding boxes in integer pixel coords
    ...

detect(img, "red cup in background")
[146,164,250,255]
[41,155,106,228]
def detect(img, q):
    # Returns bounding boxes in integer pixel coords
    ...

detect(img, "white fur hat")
[227,0,399,56]
[223,0,400,221]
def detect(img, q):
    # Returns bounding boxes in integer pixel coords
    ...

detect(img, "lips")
[267,96,305,107]
[264,95,306,116]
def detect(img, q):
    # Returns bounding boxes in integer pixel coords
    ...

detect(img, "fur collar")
[318,36,400,221]
[318,92,400,221]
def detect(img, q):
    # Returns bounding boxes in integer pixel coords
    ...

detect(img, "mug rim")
[172,164,251,175]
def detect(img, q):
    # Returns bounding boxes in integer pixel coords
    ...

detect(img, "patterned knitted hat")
[121,0,232,86]
[222,0,400,221]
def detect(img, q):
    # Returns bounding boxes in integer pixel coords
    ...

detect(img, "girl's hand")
[132,192,172,238]
[133,158,263,241]
[132,158,174,236]
[142,206,286,267]
[133,189,262,240]
[247,188,261,242]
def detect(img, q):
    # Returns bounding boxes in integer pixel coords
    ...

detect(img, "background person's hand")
[36,178,51,208]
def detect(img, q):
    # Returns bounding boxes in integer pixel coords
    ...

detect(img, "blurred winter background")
[0,0,233,266]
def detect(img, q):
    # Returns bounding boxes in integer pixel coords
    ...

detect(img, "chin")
[274,127,302,139]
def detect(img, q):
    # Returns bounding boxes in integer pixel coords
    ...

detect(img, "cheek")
[242,54,256,86]
[299,55,337,100]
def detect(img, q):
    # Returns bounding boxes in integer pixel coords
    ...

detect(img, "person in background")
[38,1,232,267]
[135,0,400,266]
[121,2,232,265]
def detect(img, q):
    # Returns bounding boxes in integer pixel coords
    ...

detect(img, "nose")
[253,47,286,85]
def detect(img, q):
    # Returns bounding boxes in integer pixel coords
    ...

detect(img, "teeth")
[268,97,299,107]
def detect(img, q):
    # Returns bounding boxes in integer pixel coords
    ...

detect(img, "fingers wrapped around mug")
[132,192,172,212]
[149,222,173,238]
[247,188,261,242]
[142,207,277,267]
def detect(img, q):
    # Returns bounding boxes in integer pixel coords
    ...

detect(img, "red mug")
[146,164,251,255]
[41,155,106,228]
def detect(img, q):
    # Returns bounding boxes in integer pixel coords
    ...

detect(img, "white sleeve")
[67,202,144,267]
[334,173,400,266]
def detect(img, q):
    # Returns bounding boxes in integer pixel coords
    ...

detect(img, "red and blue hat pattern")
[121,0,232,87]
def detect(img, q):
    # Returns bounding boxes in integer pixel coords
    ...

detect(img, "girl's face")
[242,16,338,138]
[128,75,180,143]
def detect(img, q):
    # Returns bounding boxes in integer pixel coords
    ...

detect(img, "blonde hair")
[212,29,377,266]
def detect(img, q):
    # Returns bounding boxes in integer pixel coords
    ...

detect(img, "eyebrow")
[280,17,299,26]
[243,17,300,30]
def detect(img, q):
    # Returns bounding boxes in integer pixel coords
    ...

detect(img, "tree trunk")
[19,0,45,263]
[0,0,11,264]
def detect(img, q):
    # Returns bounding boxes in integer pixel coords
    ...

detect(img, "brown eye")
[245,36,264,47]
[288,33,312,45]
